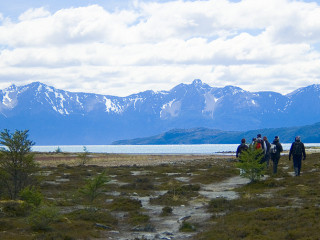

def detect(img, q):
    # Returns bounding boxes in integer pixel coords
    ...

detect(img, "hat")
[275,136,279,139]
[257,134,262,138]
[295,136,301,141]
[241,138,246,143]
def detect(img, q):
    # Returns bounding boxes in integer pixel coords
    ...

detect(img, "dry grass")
[34,152,231,167]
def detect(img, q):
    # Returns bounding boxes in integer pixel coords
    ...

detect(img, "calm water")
[32,143,320,155]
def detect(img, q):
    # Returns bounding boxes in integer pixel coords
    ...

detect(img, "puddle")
[131,170,153,176]
[56,178,70,182]
[38,171,53,176]
[43,181,60,185]
[175,177,191,183]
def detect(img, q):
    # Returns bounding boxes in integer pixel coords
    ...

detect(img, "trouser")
[293,155,302,176]
[265,154,270,168]
[272,157,280,174]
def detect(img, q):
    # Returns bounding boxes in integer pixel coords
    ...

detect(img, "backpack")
[293,142,303,155]
[255,139,263,150]
[270,144,277,154]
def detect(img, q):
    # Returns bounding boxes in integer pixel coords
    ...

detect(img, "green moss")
[160,206,173,216]
[179,221,197,232]
[109,197,142,211]
[128,211,150,225]
[67,208,117,227]
[0,200,30,217]
[150,184,200,206]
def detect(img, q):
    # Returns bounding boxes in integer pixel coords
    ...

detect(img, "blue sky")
[1,0,320,96]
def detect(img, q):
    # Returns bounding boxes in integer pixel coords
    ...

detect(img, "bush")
[179,221,196,232]
[160,206,173,216]
[19,186,43,207]
[79,171,109,204]
[110,197,142,211]
[0,200,30,217]
[28,205,61,231]
[77,146,90,166]
[0,129,38,200]
[68,208,118,227]
[236,146,266,182]
[128,211,150,225]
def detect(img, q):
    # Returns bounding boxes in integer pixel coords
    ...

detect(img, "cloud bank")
[0,0,320,96]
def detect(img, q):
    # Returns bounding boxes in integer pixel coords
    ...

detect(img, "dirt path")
[107,175,249,240]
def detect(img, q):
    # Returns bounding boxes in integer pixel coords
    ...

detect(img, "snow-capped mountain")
[0,80,319,144]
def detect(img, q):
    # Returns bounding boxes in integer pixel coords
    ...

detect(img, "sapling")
[79,171,109,204]
[236,146,266,182]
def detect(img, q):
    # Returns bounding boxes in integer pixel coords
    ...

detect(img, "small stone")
[94,223,112,230]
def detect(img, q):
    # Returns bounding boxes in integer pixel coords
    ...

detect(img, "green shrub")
[19,186,43,207]
[179,221,196,232]
[150,184,200,206]
[208,197,232,213]
[68,208,118,227]
[160,206,173,216]
[0,200,29,217]
[236,146,265,182]
[28,205,61,231]
[79,171,109,203]
[110,197,142,211]
[77,146,90,166]
[128,211,150,225]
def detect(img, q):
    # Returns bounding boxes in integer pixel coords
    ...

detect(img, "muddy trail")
[106,175,250,240]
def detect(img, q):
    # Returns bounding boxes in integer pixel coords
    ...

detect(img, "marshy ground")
[1,149,320,240]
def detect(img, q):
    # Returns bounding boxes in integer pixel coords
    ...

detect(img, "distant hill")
[112,122,320,144]
[1,80,320,144]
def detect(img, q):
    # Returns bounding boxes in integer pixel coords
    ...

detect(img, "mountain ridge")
[0,80,319,145]
[112,122,320,145]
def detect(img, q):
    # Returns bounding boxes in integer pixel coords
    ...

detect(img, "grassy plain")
[0,151,319,239]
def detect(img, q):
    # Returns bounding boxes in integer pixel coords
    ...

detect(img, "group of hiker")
[236,134,306,176]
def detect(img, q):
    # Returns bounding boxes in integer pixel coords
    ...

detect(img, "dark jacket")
[236,143,248,158]
[289,140,306,159]
[271,139,283,160]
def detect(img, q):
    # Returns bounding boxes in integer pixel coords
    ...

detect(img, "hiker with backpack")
[270,136,283,174]
[236,138,249,159]
[256,134,267,163]
[289,136,306,176]
[236,138,249,175]
[263,136,271,168]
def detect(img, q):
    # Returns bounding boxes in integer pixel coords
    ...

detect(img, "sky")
[0,0,320,96]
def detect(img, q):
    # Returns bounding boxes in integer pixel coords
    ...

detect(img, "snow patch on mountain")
[1,87,18,109]
[160,99,181,119]
[203,93,220,119]
[104,97,123,113]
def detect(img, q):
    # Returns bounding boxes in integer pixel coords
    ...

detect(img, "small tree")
[0,129,38,199]
[77,146,90,166]
[79,171,109,204]
[236,145,265,183]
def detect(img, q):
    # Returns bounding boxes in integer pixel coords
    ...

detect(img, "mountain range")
[0,80,319,145]
[113,122,320,145]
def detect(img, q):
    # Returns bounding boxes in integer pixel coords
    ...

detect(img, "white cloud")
[18,7,51,21]
[0,0,320,96]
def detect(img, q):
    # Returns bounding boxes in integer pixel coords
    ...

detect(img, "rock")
[94,223,112,230]
[178,215,191,222]
[162,231,174,236]
[131,224,155,232]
